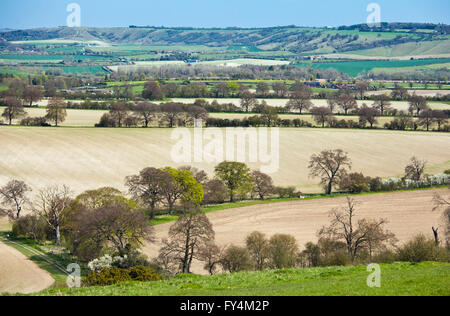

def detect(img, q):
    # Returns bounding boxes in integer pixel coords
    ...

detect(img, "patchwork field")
[143,189,448,274]
[0,127,448,195]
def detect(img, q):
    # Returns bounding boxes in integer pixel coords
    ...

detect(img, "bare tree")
[251,171,275,200]
[161,103,184,128]
[309,149,352,195]
[78,205,154,256]
[432,110,448,131]
[246,231,269,270]
[22,85,43,107]
[287,88,313,114]
[240,91,258,113]
[336,91,357,115]
[319,198,395,262]
[418,109,434,131]
[358,106,380,128]
[272,82,288,97]
[408,94,428,116]
[372,94,391,116]
[157,211,215,274]
[0,180,32,219]
[432,192,450,247]
[46,97,67,127]
[125,167,173,219]
[311,107,334,128]
[404,156,427,181]
[109,102,129,127]
[1,97,26,125]
[186,105,209,124]
[34,185,72,245]
[134,102,159,128]
[355,82,369,100]
[198,242,225,275]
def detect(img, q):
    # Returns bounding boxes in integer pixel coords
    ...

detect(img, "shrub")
[276,186,302,198]
[88,255,127,273]
[267,234,299,269]
[95,113,116,127]
[20,116,51,127]
[396,234,449,263]
[12,215,50,241]
[203,179,228,204]
[338,172,370,193]
[368,177,383,192]
[220,246,253,273]
[444,169,450,175]
[84,266,164,286]
[128,266,164,282]
[84,267,131,286]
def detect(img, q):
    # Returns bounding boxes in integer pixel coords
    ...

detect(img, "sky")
[0,0,449,29]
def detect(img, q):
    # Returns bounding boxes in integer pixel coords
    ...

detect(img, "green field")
[42,66,108,75]
[296,58,450,77]
[35,262,450,296]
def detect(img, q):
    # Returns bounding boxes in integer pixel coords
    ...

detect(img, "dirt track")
[143,188,448,274]
[0,240,54,294]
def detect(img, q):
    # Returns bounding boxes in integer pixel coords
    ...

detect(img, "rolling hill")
[1,23,449,56]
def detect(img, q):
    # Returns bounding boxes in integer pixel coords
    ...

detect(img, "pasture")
[38,262,450,296]
[0,126,448,194]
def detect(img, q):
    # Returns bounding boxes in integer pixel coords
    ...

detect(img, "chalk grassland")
[0,127,449,195]
[345,40,450,58]
[38,262,450,296]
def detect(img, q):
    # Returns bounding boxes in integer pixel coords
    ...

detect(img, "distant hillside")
[1,23,449,55]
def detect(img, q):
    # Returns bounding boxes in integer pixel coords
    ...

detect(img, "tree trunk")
[327,181,333,195]
[55,224,61,246]
[432,227,439,245]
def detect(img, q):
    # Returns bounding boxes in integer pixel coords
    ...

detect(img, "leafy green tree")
[215,162,254,202]
[162,167,204,212]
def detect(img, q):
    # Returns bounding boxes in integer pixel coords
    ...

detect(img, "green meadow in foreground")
[37,262,450,296]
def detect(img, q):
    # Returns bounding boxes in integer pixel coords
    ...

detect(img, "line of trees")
[3,159,449,282]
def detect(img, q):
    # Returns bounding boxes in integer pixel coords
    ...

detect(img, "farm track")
[0,236,56,294]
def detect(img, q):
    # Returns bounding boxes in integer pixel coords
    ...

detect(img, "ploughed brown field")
[0,126,449,194]
[143,188,448,274]
[0,239,54,294]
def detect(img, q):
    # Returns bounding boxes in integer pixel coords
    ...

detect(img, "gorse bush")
[84,266,164,286]
[84,267,132,286]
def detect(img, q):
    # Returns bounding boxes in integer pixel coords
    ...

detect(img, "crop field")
[296,58,450,77]
[143,189,448,274]
[0,126,448,195]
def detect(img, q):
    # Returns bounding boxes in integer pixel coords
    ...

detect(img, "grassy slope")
[36,262,450,296]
